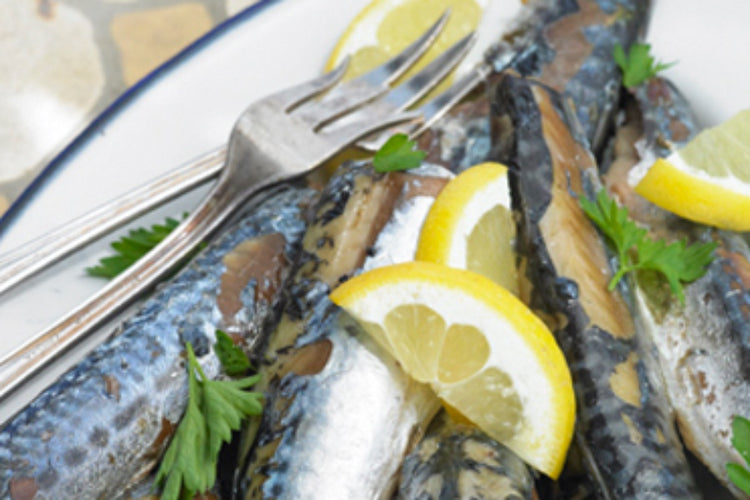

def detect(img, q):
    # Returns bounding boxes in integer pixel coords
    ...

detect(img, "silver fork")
[0,15,482,297]
[0,15,478,400]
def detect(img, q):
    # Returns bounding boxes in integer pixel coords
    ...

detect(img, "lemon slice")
[326,0,517,93]
[416,162,518,294]
[329,261,575,479]
[635,109,750,231]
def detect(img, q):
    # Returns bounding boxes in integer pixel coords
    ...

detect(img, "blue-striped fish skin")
[397,412,534,500]
[404,3,651,494]
[603,76,750,497]
[491,0,650,154]
[417,93,493,173]
[493,74,699,498]
[238,162,452,499]
[0,185,317,500]
[420,0,650,178]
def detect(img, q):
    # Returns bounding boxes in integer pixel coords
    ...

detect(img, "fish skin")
[0,185,318,500]
[491,0,650,155]
[420,0,650,177]
[237,162,452,500]
[403,3,649,494]
[493,74,699,499]
[632,78,700,158]
[632,79,750,368]
[417,92,494,174]
[397,412,534,500]
[0,2,656,496]
[603,76,750,497]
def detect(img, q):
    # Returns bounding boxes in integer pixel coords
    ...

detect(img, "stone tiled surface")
[0,0,259,215]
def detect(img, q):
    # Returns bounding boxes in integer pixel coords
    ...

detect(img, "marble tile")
[111,3,214,86]
[0,0,260,214]
[226,0,261,16]
[0,1,104,185]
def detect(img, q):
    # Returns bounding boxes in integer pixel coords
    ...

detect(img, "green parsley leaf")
[154,347,211,500]
[727,464,750,495]
[728,416,750,494]
[613,43,676,88]
[579,190,647,266]
[732,416,750,465]
[86,217,181,279]
[155,342,263,500]
[373,133,426,173]
[203,375,262,460]
[580,189,716,303]
[214,329,252,376]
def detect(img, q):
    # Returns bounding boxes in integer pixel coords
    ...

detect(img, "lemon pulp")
[416,162,518,294]
[327,0,483,97]
[636,109,750,231]
[330,262,575,479]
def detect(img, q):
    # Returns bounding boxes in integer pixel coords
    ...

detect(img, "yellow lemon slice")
[326,0,517,95]
[416,162,518,294]
[635,109,750,231]
[329,261,575,479]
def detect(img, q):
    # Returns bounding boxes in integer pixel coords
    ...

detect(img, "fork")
[0,14,479,400]
[0,13,485,297]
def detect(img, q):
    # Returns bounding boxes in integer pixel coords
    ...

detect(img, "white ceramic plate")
[0,0,376,423]
[0,0,748,424]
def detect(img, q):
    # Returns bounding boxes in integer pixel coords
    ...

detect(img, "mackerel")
[499,0,651,154]
[493,73,698,498]
[0,185,317,500]
[604,76,750,497]
[401,2,651,494]
[420,0,650,170]
[397,412,534,500]
[237,162,452,499]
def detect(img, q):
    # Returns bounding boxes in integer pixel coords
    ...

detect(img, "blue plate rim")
[0,0,281,236]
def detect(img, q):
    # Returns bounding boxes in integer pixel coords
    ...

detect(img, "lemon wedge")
[635,109,750,231]
[325,0,519,97]
[329,261,575,479]
[416,162,518,294]
[327,0,480,83]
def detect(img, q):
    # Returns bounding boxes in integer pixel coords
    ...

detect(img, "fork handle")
[0,147,226,296]
[0,172,276,402]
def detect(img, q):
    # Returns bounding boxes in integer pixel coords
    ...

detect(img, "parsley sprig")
[613,43,675,88]
[728,416,750,495]
[155,342,263,500]
[214,330,252,376]
[86,216,182,279]
[580,189,716,303]
[373,133,426,173]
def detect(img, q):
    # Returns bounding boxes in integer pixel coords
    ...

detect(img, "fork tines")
[0,10,485,406]
[276,10,478,149]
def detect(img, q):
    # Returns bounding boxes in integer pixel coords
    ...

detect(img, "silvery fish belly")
[492,74,699,498]
[603,76,750,496]
[0,185,317,500]
[238,162,452,499]
[397,412,534,500]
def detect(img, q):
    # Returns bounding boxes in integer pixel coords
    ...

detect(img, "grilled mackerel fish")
[237,162,453,499]
[0,185,318,500]
[502,0,651,154]
[604,76,750,496]
[400,1,651,494]
[493,74,699,498]
[397,412,534,500]
[422,0,650,167]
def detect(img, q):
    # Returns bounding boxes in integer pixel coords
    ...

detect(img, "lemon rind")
[416,162,510,266]
[636,157,750,231]
[329,261,575,478]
